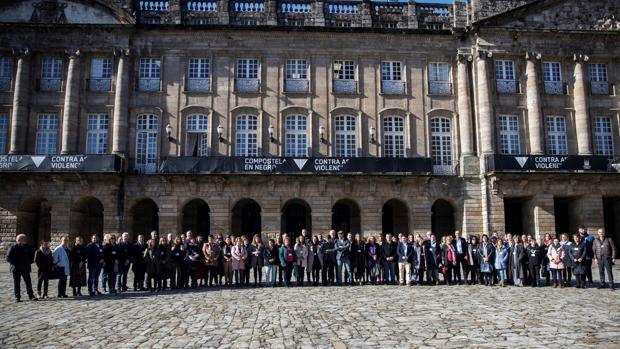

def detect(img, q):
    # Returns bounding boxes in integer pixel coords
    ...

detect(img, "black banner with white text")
[0,155,122,172]
[486,154,612,172]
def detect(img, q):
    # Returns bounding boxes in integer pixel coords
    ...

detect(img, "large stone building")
[0,0,619,253]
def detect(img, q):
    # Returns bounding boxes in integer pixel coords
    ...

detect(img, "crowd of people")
[6,225,617,302]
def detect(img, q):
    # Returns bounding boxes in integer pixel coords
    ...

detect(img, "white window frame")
[495,60,515,81]
[86,113,109,155]
[285,114,307,157]
[428,62,450,82]
[41,58,62,79]
[235,115,258,157]
[188,58,210,79]
[381,61,402,81]
[430,117,453,174]
[139,58,161,79]
[589,63,608,82]
[35,113,59,155]
[333,60,355,80]
[0,112,8,154]
[0,57,12,91]
[135,114,159,173]
[91,58,112,79]
[546,116,568,155]
[334,115,357,157]
[186,114,209,156]
[237,59,259,79]
[498,115,521,155]
[286,59,307,80]
[543,62,562,82]
[383,116,405,158]
[593,116,614,158]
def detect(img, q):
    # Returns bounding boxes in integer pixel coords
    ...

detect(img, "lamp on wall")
[370,126,376,144]
[217,125,225,142]
[319,125,326,144]
[165,124,174,142]
[268,124,276,143]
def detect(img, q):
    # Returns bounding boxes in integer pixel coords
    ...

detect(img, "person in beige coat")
[231,238,247,287]
[547,238,565,288]
[294,236,309,286]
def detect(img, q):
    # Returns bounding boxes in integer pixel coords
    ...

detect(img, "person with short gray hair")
[6,234,38,302]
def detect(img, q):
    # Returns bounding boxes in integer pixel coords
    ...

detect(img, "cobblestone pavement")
[1,263,619,348]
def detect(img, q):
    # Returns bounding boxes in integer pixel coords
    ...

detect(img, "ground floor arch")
[70,197,104,241]
[16,197,51,245]
[181,199,210,236]
[382,199,409,235]
[331,199,361,234]
[281,199,312,237]
[431,199,454,238]
[231,199,261,237]
[131,198,159,236]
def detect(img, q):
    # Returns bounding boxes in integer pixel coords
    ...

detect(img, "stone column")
[476,50,494,155]
[9,49,30,154]
[573,54,592,155]
[112,49,130,156]
[525,52,543,155]
[60,50,81,155]
[457,53,473,156]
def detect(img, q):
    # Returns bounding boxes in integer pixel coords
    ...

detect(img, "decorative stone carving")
[30,1,68,24]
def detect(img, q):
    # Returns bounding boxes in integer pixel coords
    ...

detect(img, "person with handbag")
[69,236,87,296]
[34,240,53,299]
[52,235,71,298]
[527,238,543,287]
[547,237,565,288]
[569,233,587,288]
[593,228,616,290]
[6,234,38,303]
[478,234,495,286]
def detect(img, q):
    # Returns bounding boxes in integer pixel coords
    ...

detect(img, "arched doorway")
[16,197,51,245]
[70,197,104,241]
[281,199,312,237]
[332,199,361,233]
[431,199,455,238]
[131,199,159,236]
[182,199,210,236]
[382,199,409,235]
[231,199,261,237]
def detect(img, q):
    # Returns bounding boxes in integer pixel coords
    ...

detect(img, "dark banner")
[159,156,432,174]
[486,154,612,172]
[0,155,121,173]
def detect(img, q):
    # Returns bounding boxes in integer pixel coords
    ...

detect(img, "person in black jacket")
[478,234,495,286]
[452,230,468,285]
[116,232,132,292]
[34,240,53,299]
[69,237,87,296]
[424,234,441,285]
[132,235,147,291]
[102,234,119,293]
[382,233,397,285]
[351,233,366,285]
[396,235,413,286]
[569,233,587,288]
[320,234,336,285]
[527,238,544,287]
[85,234,104,296]
[6,234,38,302]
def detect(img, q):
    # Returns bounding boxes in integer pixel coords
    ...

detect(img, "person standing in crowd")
[222,236,233,286]
[442,236,456,285]
[452,230,467,285]
[279,235,296,287]
[364,235,379,285]
[171,236,186,288]
[158,237,171,290]
[116,232,131,293]
[466,235,480,284]
[527,238,543,287]
[85,234,104,296]
[242,236,251,285]
[494,237,508,287]
[102,234,119,294]
[478,234,495,286]
[593,228,616,290]
[6,234,38,302]
[382,233,397,285]
[132,235,147,291]
[232,237,247,287]
[274,235,284,286]
[294,235,308,286]
[249,234,265,287]
[351,233,365,285]
[144,239,161,292]
[510,235,525,287]
[202,235,218,287]
[69,236,87,296]
[425,234,441,285]
[547,237,565,288]
[559,233,573,287]
[186,236,201,288]
[264,239,278,287]
[412,234,425,285]
[397,235,413,286]
[52,235,71,298]
[334,231,352,286]
[309,236,321,286]
[320,234,336,285]
[579,226,595,287]
[504,233,513,284]
[34,240,53,299]
[541,233,552,286]
[569,233,587,288]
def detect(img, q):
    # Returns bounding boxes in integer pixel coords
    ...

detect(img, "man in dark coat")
[382,233,397,285]
[85,234,104,296]
[424,234,441,285]
[6,234,38,302]
[509,236,525,286]
[527,239,544,287]
[452,230,468,284]
[132,234,147,291]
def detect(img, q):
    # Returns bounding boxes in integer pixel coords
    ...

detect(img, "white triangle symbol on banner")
[31,156,46,168]
[515,156,528,168]
[293,158,308,170]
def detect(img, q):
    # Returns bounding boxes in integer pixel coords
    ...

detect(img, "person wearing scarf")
[441,236,456,285]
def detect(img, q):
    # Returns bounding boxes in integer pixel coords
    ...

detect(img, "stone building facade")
[0,0,619,253]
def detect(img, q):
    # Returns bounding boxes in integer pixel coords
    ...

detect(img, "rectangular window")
[90,58,112,91]
[495,60,515,81]
[381,61,402,81]
[36,113,58,155]
[428,62,451,95]
[0,57,12,91]
[498,115,520,155]
[86,114,109,154]
[546,116,568,155]
[188,58,210,79]
[589,63,609,95]
[0,112,8,154]
[40,58,63,91]
[383,116,405,158]
[237,59,259,79]
[138,58,161,92]
[333,60,355,80]
[334,115,356,157]
[186,114,209,156]
[285,115,307,157]
[593,116,614,158]
[286,59,307,80]
[235,115,258,157]
[543,62,562,82]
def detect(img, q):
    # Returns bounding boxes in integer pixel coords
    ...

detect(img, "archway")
[131,199,159,236]
[16,197,51,245]
[431,199,454,238]
[382,199,409,235]
[182,199,210,236]
[231,199,261,237]
[281,199,312,237]
[70,197,104,241]
[331,199,361,234]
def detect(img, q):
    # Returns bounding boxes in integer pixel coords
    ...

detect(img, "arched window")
[285,115,307,157]
[430,117,452,174]
[383,116,404,158]
[334,115,356,157]
[186,114,209,156]
[135,114,159,173]
[236,115,258,156]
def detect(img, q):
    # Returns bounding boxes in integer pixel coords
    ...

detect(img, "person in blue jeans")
[334,231,352,286]
[382,233,398,285]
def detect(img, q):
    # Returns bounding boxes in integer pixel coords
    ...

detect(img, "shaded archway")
[70,197,104,241]
[16,197,51,245]
[131,199,159,236]
[281,199,312,237]
[231,199,261,236]
[331,199,361,234]
[431,199,454,238]
[382,199,409,235]
[182,199,210,236]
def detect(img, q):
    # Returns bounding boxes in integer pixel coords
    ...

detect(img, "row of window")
[1,56,610,96]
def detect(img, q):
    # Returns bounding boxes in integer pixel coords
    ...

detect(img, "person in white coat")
[53,236,71,298]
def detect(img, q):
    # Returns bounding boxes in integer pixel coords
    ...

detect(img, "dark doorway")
[382,199,409,235]
[231,199,261,237]
[70,197,104,241]
[554,198,570,238]
[603,197,620,252]
[431,199,454,238]
[504,198,523,236]
[281,199,312,237]
[131,199,159,235]
[182,199,210,236]
[17,198,51,245]
[331,199,361,233]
